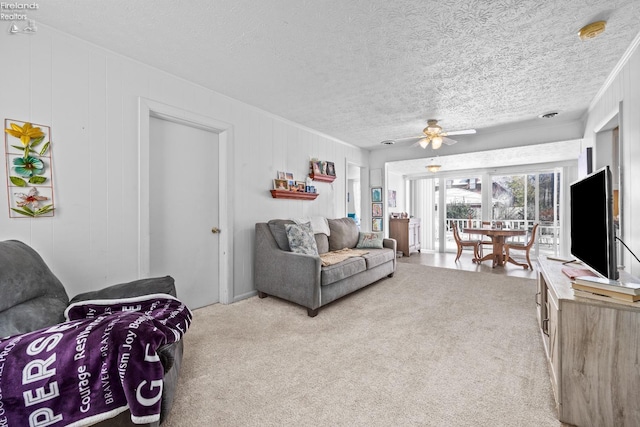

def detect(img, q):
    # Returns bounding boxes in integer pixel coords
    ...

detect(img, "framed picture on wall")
[388,190,396,207]
[372,218,383,232]
[372,202,383,217]
[371,187,382,202]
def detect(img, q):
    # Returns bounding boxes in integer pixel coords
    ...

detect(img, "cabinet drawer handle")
[535,291,541,307]
[542,318,549,336]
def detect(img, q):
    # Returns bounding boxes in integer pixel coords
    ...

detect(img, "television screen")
[570,166,618,280]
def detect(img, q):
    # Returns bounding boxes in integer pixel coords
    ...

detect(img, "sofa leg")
[387,272,395,278]
[307,308,319,317]
[258,291,268,299]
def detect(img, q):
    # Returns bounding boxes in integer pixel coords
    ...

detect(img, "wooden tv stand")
[536,256,640,426]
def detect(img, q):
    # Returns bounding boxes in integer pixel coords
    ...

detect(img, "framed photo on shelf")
[273,179,289,190]
[371,187,382,202]
[277,171,286,179]
[295,181,306,191]
[326,161,335,176]
[372,218,383,232]
[285,172,294,181]
[312,161,322,175]
[372,202,383,217]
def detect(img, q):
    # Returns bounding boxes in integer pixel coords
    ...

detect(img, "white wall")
[583,34,640,276]
[0,27,367,301]
[386,171,405,215]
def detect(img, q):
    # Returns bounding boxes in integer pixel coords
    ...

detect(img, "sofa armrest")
[383,238,397,252]
[383,238,397,272]
[69,276,177,305]
[255,223,322,310]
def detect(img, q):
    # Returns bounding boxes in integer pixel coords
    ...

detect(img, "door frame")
[345,160,367,229]
[138,98,233,304]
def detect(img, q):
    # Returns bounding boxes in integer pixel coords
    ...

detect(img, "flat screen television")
[570,166,618,280]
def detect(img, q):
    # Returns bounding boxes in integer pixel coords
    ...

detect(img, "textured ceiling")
[31,0,640,148]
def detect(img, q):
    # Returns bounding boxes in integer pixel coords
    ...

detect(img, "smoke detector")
[380,140,395,145]
[539,111,559,119]
[578,21,606,40]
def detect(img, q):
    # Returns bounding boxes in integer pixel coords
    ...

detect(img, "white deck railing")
[440,218,560,256]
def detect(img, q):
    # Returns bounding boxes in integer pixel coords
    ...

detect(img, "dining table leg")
[492,236,506,267]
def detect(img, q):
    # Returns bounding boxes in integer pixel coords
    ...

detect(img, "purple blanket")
[0,294,192,426]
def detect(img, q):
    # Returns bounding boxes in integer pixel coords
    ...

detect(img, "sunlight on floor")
[397,251,537,279]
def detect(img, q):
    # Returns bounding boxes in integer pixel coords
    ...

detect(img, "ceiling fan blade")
[445,129,476,136]
[442,136,458,145]
[394,136,424,144]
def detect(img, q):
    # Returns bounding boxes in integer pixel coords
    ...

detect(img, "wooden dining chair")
[452,222,482,262]
[504,223,539,269]
[479,221,494,252]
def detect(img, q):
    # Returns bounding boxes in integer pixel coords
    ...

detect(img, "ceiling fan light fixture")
[431,136,443,149]
[418,138,429,149]
[424,120,442,135]
[426,164,441,173]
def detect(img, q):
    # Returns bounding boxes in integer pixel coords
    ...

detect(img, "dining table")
[463,227,527,267]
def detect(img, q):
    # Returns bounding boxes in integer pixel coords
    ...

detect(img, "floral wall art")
[4,119,54,217]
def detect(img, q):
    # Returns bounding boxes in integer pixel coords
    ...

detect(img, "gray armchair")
[0,240,183,426]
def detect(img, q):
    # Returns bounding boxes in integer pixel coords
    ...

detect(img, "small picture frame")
[274,179,289,190]
[388,190,396,207]
[277,171,286,179]
[371,187,382,202]
[295,181,306,192]
[372,218,383,232]
[326,161,335,176]
[372,202,383,217]
[285,172,294,181]
[287,180,295,190]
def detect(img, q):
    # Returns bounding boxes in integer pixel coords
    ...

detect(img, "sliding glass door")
[434,176,482,252]
[490,170,561,257]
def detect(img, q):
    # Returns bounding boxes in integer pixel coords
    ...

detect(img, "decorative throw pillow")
[285,222,318,255]
[356,232,384,249]
[328,217,359,250]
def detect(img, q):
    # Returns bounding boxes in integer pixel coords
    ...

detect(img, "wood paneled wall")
[584,37,640,276]
[0,27,367,301]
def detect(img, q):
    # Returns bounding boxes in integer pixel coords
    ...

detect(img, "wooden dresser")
[536,256,640,426]
[389,218,420,257]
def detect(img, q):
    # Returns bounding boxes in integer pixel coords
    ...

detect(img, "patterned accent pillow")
[356,232,384,249]
[285,222,318,255]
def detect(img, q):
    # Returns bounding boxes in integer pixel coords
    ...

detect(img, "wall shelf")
[270,190,318,200]
[309,173,336,183]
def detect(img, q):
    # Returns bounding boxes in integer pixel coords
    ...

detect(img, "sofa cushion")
[69,275,177,304]
[361,248,395,269]
[321,257,366,286]
[315,233,329,254]
[285,222,318,255]
[328,218,359,251]
[268,219,295,251]
[356,232,384,249]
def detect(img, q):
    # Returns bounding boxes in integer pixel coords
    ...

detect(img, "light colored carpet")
[163,263,561,426]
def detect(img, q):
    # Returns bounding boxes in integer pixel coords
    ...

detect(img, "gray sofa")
[254,217,397,316]
[0,240,183,426]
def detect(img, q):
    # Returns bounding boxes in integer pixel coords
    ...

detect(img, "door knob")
[211,227,221,234]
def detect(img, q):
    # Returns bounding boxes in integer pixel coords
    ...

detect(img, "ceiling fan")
[387,119,476,149]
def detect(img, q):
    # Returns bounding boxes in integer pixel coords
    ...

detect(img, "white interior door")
[148,116,219,309]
